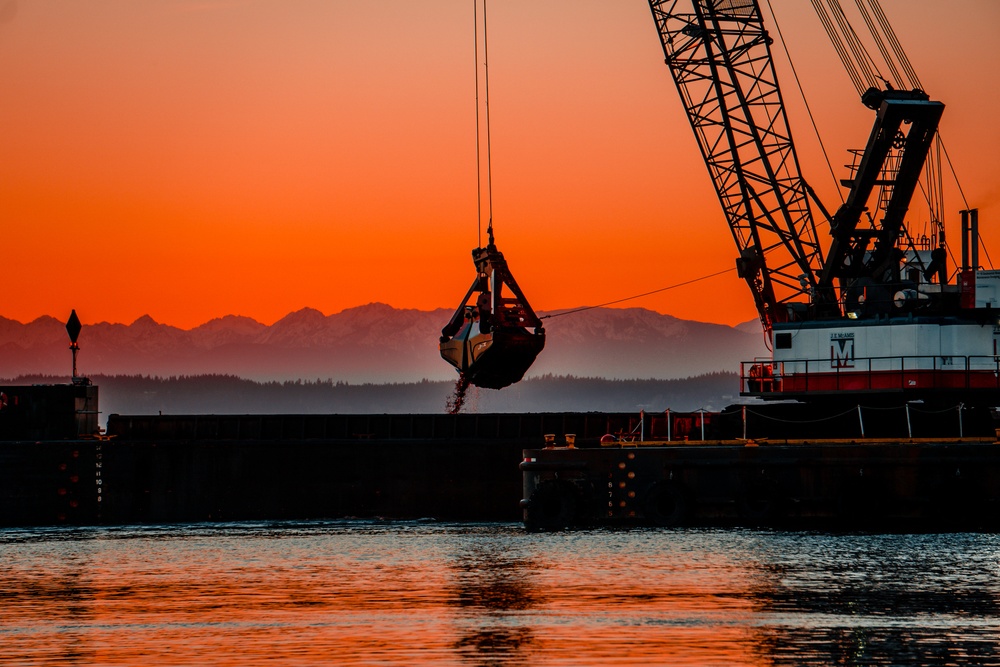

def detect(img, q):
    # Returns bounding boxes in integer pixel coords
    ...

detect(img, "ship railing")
[741,355,1000,395]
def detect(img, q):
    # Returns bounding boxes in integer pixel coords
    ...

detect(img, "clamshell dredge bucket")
[440,241,545,389]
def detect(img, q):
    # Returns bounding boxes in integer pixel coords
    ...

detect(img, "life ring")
[644,481,689,527]
[747,364,773,393]
[524,480,578,532]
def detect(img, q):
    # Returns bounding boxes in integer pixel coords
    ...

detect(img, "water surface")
[2,523,998,666]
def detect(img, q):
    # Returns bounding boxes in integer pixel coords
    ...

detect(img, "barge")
[0,381,655,527]
[3,382,999,531]
[521,429,1000,533]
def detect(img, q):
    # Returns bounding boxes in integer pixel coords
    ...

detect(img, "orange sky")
[1,0,998,329]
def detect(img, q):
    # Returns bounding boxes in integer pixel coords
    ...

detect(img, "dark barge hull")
[0,408,651,527]
[521,439,1000,532]
[519,404,1000,531]
[2,384,999,530]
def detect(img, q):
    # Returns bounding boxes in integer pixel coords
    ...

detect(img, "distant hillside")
[0,304,767,382]
[2,373,743,421]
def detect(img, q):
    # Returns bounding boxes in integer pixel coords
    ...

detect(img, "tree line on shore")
[2,372,740,420]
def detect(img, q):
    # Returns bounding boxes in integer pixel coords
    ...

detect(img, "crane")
[648,0,998,405]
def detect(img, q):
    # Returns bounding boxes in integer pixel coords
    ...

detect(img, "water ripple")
[1,523,998,665]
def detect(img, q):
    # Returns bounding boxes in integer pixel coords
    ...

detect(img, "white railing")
[742,355,1000,394]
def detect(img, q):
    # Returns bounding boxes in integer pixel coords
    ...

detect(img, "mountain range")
[0,304,767,383]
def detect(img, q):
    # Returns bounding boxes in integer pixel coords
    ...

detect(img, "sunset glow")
[1,1,998,329]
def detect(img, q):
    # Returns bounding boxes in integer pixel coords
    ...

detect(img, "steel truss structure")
[648,0,824,331]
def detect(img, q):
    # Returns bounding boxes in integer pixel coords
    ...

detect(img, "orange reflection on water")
[2,525,998,666]
[0,525,768,666]
[448,539,764,666]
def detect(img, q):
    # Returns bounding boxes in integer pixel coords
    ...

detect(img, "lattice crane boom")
[648,0,824,332]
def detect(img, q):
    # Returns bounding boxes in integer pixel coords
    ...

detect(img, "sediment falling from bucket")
[446,374,471,414]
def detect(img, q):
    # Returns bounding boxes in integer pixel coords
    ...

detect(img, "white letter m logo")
[831,338,855,368]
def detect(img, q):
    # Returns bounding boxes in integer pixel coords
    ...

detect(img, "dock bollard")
[544,434,556,449]
[565,434,576,449]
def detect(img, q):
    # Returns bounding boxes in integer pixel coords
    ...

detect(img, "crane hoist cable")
[863,0,921,88]
[474,0,495,246]
[828,0,885,91]
[763,0,844,208]
[473,0,482,248]
[935,134,989,271]
[854,0,905,89]
[807,0,980,271]
[810,0,867,96]
[438,0,544,392]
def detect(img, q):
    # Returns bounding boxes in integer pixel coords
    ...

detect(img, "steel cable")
[539,267,735,320]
